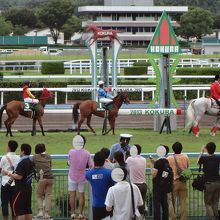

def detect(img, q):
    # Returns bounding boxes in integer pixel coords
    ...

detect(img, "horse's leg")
[210,117,220,136]
[37,116,45,136]
[191,115,203,137]
[4,119,10,136]
[86,114,96,135]
[103,116,115,135]
[77,116,85,135]
[31,118,37,136]
[7,116,17,137]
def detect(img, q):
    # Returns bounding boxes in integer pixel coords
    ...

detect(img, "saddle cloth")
[23,102,38,111]
[97,102,113,111]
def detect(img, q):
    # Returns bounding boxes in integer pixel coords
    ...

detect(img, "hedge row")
[41,62,65,75]
[124,66,148,75]
[176,67,220,84]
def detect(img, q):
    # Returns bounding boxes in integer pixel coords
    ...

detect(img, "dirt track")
[1,111,215,132]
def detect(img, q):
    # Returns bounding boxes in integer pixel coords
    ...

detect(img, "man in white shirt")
[105,167,143,220]
[126,144,147,215]
[0,140,20,220]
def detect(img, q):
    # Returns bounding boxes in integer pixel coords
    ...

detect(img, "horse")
[185,97,220,137]
[86,24,121,46]
[0,88,53,136]
[72,92,130,135]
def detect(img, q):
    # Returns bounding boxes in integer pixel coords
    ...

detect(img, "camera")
[5,178,13,186]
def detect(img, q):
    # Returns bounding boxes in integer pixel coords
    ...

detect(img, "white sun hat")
[72,135,84,150]
[120,133,133,138]
[98,80,104,85]
[111,168,125,182]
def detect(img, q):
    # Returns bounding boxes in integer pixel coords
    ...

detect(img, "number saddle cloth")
[210,98,220,113]
[23,102,39,112]
[97,101,114,111]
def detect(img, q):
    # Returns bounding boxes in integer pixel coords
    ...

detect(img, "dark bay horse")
[72,92,130,135]
[0,88,53,136]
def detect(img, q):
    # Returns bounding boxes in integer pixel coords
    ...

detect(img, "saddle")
[97,102,114,111]
[23,102,39,118]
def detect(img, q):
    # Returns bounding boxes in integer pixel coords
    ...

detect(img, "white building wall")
[104,0,154,6]
[25,28,64,45]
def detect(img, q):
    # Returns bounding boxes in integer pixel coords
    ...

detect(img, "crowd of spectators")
[0,134,219,220]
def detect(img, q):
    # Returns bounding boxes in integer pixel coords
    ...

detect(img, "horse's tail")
[184,100,195,131]
[0,104,6,129]
[72,103,80,124]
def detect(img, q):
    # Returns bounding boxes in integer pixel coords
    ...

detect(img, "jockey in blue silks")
[98,80,113,105]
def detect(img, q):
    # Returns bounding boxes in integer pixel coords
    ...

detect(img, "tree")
[0,16,13,35]
[37,0,74,44]
[213,13,220,29]
[177,7,214,39]
[62,16,82,40]
[4,8,38,28]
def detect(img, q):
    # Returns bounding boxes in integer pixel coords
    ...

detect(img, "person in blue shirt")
[98,80,113,105]
[86,151,114,220]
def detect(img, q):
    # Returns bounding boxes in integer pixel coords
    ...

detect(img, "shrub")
[133,61,151,67]
[41,62,65,75]
[124,66,147,76]
[176,67,220,84]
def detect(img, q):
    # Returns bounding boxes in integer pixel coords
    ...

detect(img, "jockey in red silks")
[209,74,220,135]
[210,74,220,102]
[23,81,39,104]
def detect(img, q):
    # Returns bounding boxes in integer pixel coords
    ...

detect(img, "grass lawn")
[0,128,219,169]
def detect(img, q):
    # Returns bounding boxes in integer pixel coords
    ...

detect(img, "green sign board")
[147,11,180,54]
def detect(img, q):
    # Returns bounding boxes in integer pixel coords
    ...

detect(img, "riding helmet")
[98,80,104,85]
[24,80,30,86]
[214,74,220,81]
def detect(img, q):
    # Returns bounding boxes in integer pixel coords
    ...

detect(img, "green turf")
[0,128,219,169]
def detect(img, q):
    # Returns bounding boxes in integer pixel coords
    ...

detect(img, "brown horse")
[0,88,53,136]
[86,24,121,46]
[72,92,130,135]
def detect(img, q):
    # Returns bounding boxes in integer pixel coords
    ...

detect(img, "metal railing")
[0,58,219,74]
[29,171,207,219]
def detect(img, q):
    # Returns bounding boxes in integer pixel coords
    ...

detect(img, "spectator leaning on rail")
[0,140,20,220]
[98,80,114,106]
[167,142,190,220]
[68,135,93,219]
[8,143,34,220]
[109,133,133,162]
[105,167,143,220]
[32,143,53,219]
[151,145,173,220]
[86,151,114,220]
[197,142,220,220]
[126,144,147,215]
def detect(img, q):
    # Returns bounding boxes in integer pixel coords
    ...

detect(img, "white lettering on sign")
[97,31,113,35]
[150,46,180,53]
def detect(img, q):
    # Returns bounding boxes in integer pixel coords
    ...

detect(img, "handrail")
[0,84,211,104]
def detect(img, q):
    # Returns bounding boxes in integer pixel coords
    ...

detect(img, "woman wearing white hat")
[98,80,114,107]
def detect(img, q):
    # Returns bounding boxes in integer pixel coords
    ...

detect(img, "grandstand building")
[78,0,188,46]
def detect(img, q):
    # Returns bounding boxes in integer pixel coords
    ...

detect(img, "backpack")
[160,162,174,193]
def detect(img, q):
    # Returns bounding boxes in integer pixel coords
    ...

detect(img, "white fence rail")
[0,58,220,74]
[0,84,210,105]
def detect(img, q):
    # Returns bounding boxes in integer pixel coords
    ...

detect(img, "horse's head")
[115,92,130,105]
[40,88,54,99]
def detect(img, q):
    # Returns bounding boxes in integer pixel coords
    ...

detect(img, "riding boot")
[32,110,35,119]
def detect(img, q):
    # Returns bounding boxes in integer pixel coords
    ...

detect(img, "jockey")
[210,74,220,106]
[98,80,114,106]
[23,81,39,104]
